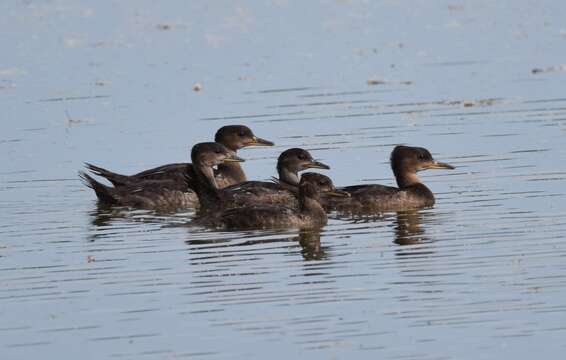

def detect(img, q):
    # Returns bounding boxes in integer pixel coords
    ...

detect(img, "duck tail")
[84,162,130,187]
[79,171,119,205]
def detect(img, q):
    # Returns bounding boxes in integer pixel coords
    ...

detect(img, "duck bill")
[307,160,330,170]
[424,161,455,170]
[224,154,246,163]
[326,189,350,198]
[245,136,275,147]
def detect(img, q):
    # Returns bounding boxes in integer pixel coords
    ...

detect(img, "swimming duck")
[323,145,454,212]
[189,148,330,210]
[84,125,272,190]
[199,173,349,230]
[80,142,244,210]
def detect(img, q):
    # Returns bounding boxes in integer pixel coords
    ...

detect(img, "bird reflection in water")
[393,209,438,259]
[294,229,327,261]
[393,210,429,246]
[183,228,328,261]
[86,203,123,242]
[88,203,119,228]
[332,208,433,248]
[86,202,192,242]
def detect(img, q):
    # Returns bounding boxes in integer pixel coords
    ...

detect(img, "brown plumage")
[84,125,273,191]
[189,148,331,211]
[323,145,455,213]
[219,148,332,208]
[80,142,244,211]
[198,173,349,230]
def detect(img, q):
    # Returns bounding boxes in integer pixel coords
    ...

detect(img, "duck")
[322,145,454,212]
[198,173,349,230]
[84,125,273,191]
[79,142,244,210]
[189,148,331,210]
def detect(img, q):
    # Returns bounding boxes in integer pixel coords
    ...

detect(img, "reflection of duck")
[79,142,244,210]
[323,146,454,212]
[84,125,273,191]
[393,210,428,246]
[296,230,327,260]
[207,148,331,209]
[198,173,349,230]
[87,203,116,229]
[85,204,177,242]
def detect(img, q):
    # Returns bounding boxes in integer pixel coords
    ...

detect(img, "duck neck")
[217,149,246,184]
[193,162,221,206]
[394,170,435,205]
[394,171,421,189]
[277,164,300,187]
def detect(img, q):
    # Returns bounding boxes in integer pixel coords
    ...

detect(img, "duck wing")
[341,184,399,197]
[219,205,297,229]
[322,184,403,213]
[85,162,193,189]
[222,181,297,207]
[131,163,191,183]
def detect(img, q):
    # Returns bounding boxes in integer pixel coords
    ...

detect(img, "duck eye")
[239,130,246,137]
[298,154,307,160]
[215,149,222,154]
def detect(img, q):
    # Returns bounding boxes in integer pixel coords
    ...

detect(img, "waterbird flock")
[80,125,455,229]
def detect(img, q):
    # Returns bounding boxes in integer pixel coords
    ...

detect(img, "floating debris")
[192,83,203,92]
[438,98,500,107]
[531,64,566,74]
[448,4,465,11]
[65,110,95,125]
[94,80,111,87]
[38,95,110,103]
[87,256,95,263]
[156,23,173,31]
[367,79,413,86]
[367,79,386,85]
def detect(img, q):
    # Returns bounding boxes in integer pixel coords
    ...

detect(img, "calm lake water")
[2,1,566,359]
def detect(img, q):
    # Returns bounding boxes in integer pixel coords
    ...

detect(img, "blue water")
[2,1,566,359]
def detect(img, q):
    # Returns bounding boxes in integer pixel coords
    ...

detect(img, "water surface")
[2,1,566,359]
